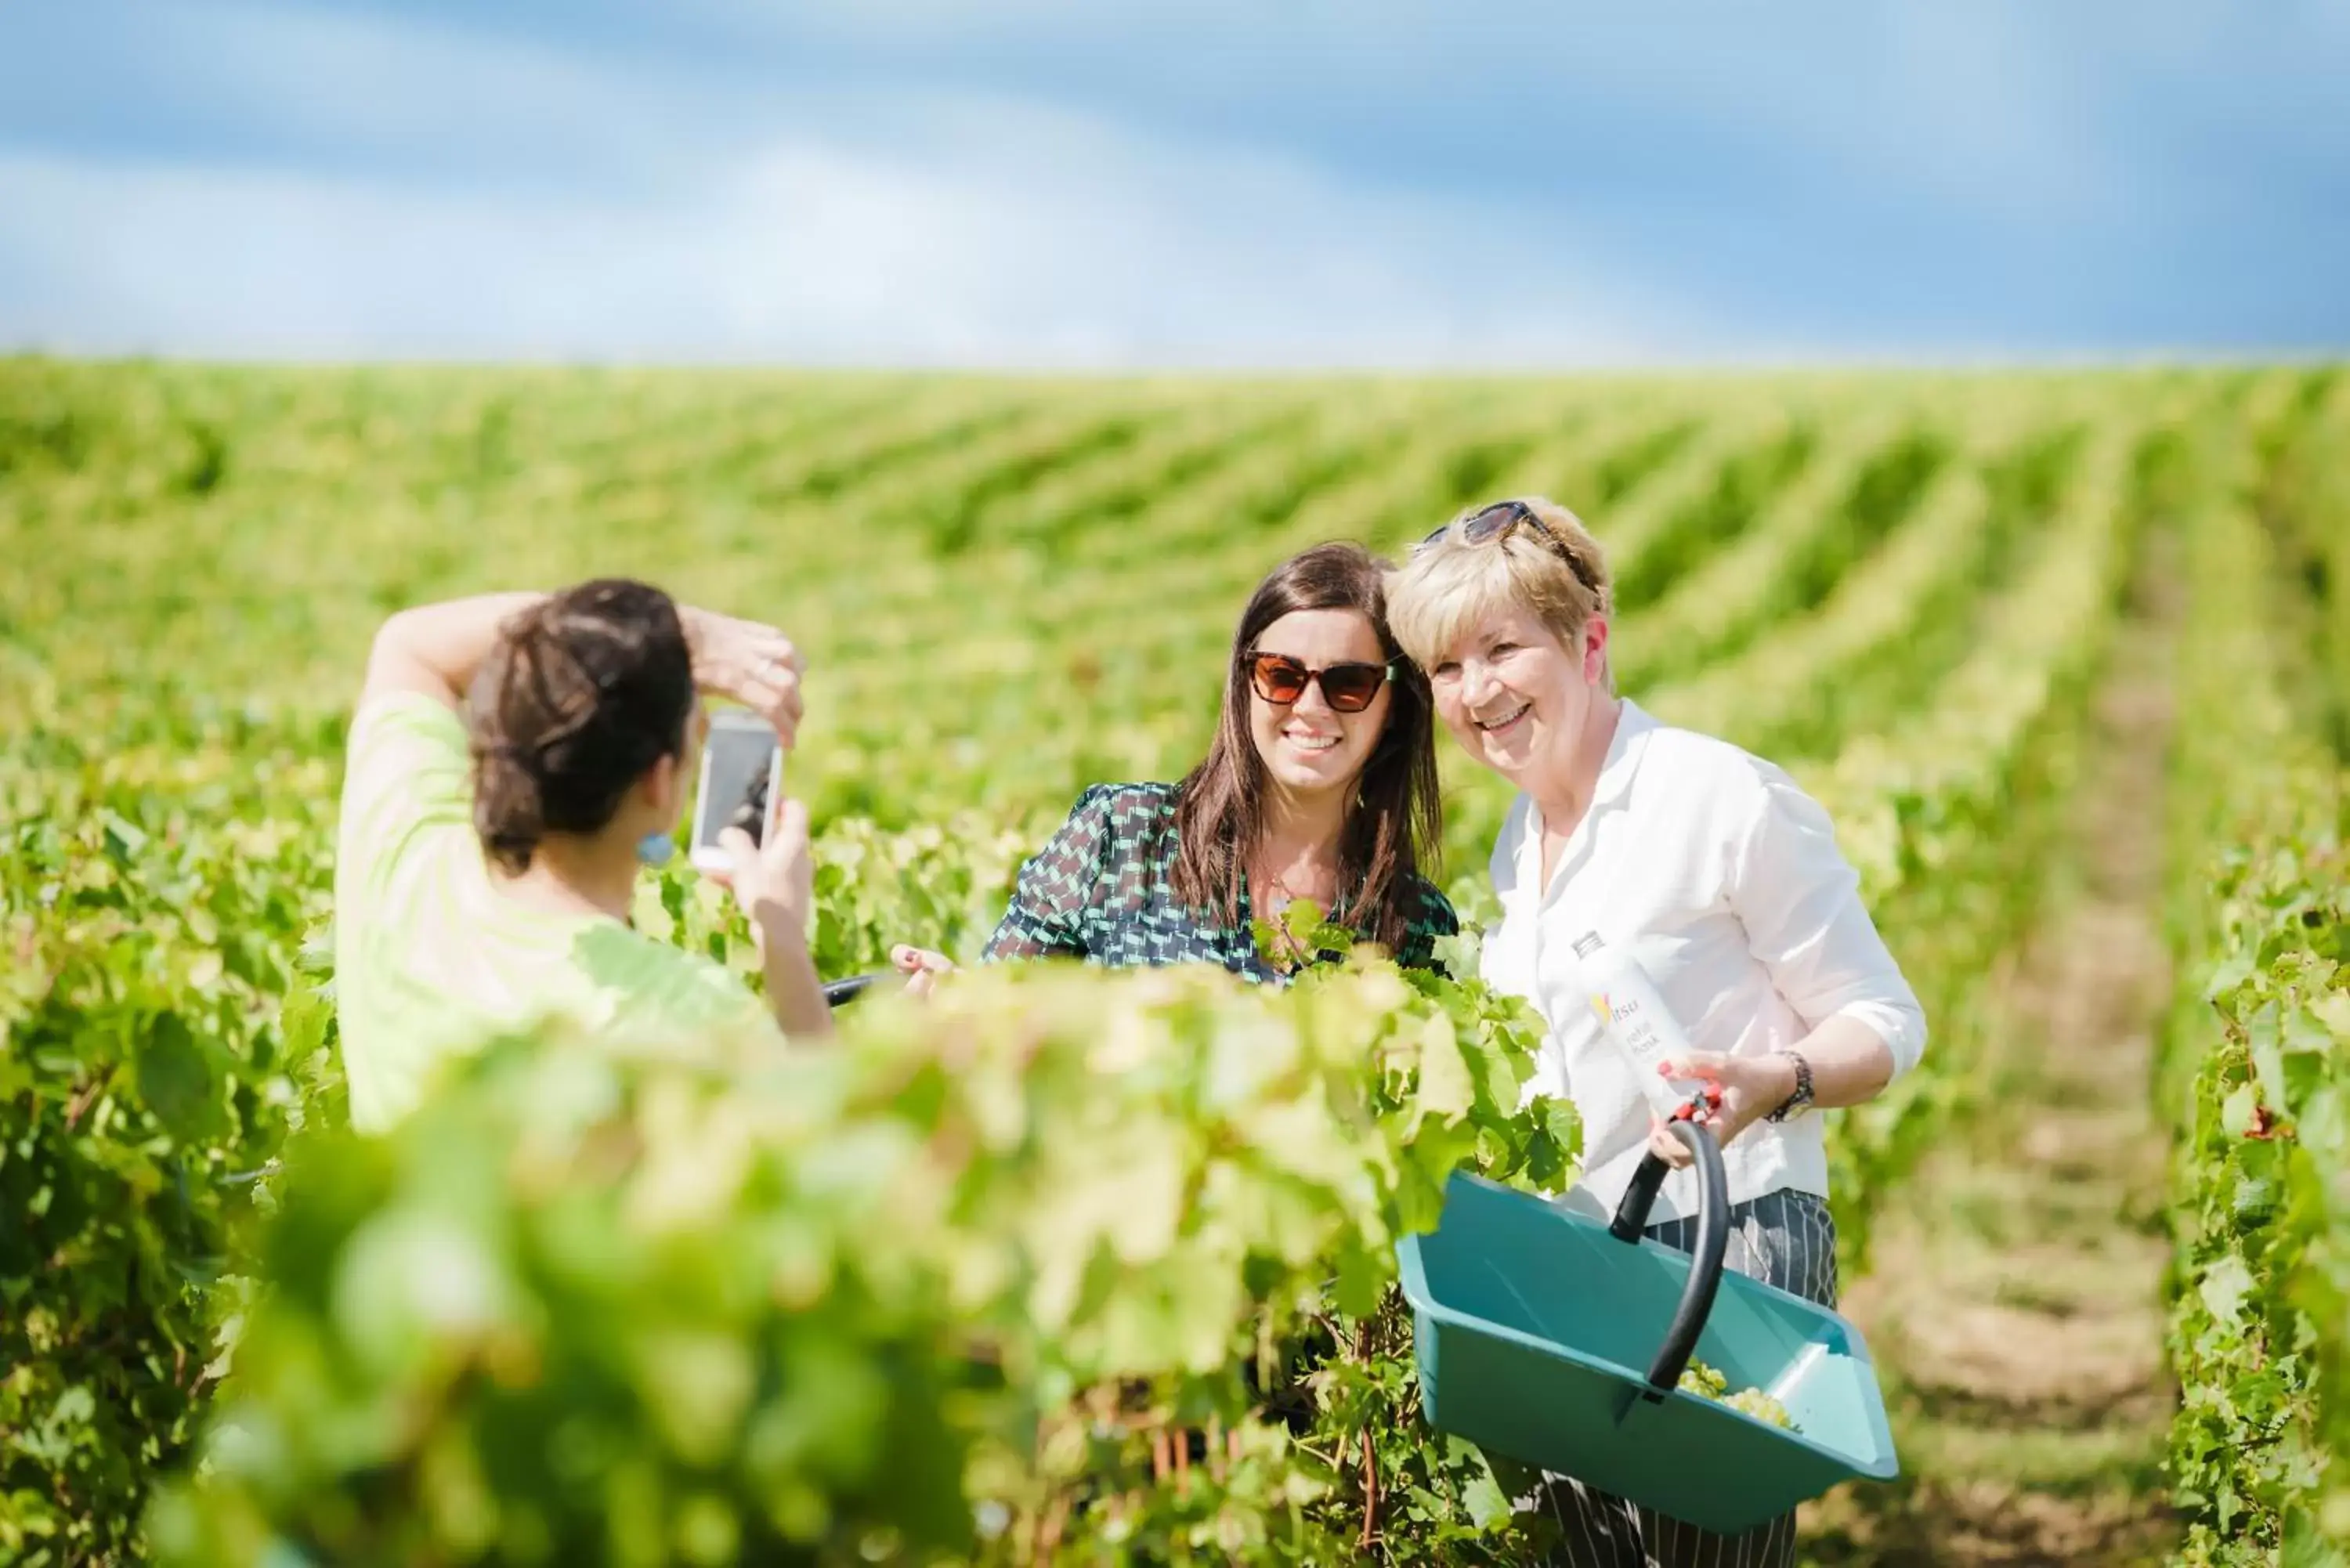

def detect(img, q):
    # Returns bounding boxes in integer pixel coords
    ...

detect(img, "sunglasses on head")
[1242,651,1395,713]
[1421,499,1601,594]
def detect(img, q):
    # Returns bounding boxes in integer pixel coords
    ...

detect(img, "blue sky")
[2,1,2345,367]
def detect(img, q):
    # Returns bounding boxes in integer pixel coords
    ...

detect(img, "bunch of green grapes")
[1675,1360,1798,1431]
[1721,1386,1797,1430]
[1676,1360,1730,1399]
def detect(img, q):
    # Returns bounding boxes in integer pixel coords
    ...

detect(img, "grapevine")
[2,358,2345,1563]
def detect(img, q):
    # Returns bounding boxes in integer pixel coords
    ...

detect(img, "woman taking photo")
[1385,498,1926,1568]
[892,541,1456,988]
[334,579,827,1133]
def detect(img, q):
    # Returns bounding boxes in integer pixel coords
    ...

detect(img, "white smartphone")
[689,710,783,873]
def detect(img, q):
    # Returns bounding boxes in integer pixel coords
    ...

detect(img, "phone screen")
[690,716,781,869]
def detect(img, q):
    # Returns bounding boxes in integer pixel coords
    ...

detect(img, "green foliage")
[1246,898,1363,978]
[148,960,1563,1565]
[0,699,339,1565]
[2157,385,2350,1564]
[0,357,2341,1559]
[2165,818,2348,1564]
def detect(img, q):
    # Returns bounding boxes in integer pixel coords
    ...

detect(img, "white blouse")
[1477,699,1927,1224]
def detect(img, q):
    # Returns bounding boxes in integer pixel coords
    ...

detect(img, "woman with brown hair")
[334,580,828,1133]
[891,542,1456,988]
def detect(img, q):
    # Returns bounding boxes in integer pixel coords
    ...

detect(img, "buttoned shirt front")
[1477,699,1928,1223]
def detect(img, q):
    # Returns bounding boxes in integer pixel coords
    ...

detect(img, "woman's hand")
[711,800,831,1039]
[714,800,815,942]
[890,945,957,999]
[683,607,805,746]
[1644,1051,1799,1169]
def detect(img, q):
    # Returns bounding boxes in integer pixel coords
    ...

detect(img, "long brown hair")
[1171,542,1442,956]
[468,579,696,873]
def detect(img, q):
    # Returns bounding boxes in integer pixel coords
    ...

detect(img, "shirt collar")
[1520,696,1658,850]
[1593,696,1659,811]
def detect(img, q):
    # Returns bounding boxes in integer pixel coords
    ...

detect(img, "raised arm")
[359,591,806,742]
[717,804,832,1040]
[362,592,548,712]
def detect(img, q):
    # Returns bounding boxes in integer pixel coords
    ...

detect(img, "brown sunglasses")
[1422,499,1601,594]
[1242,651,1395,713]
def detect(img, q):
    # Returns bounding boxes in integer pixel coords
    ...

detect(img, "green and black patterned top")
[982,782,1459,984]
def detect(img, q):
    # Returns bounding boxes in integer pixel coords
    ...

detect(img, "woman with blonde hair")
[1384,498,1926,1567]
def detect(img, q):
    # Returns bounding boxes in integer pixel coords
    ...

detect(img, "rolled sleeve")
[1729,765,1928,1078]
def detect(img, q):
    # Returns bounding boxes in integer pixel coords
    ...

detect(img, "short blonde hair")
[1384,496,1614,674]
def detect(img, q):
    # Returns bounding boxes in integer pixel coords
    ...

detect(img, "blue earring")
[637,832,675,867]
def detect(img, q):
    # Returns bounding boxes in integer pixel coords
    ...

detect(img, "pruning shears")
[1665,1083,1724,1124]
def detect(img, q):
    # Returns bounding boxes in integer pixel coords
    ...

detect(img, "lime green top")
[332,692,773,1133]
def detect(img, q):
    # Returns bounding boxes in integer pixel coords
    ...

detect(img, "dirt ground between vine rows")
[1800,551,2185,1566]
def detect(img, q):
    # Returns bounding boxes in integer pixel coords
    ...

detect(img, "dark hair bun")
[468,580,695,873]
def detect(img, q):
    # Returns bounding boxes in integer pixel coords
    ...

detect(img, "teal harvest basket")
[1395,1121,1899,1536]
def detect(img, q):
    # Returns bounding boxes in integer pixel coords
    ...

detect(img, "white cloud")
[8,0,2337,361]
[0,103,1710,367]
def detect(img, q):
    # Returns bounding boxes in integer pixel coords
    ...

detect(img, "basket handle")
[1604,1115,1730,1402]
